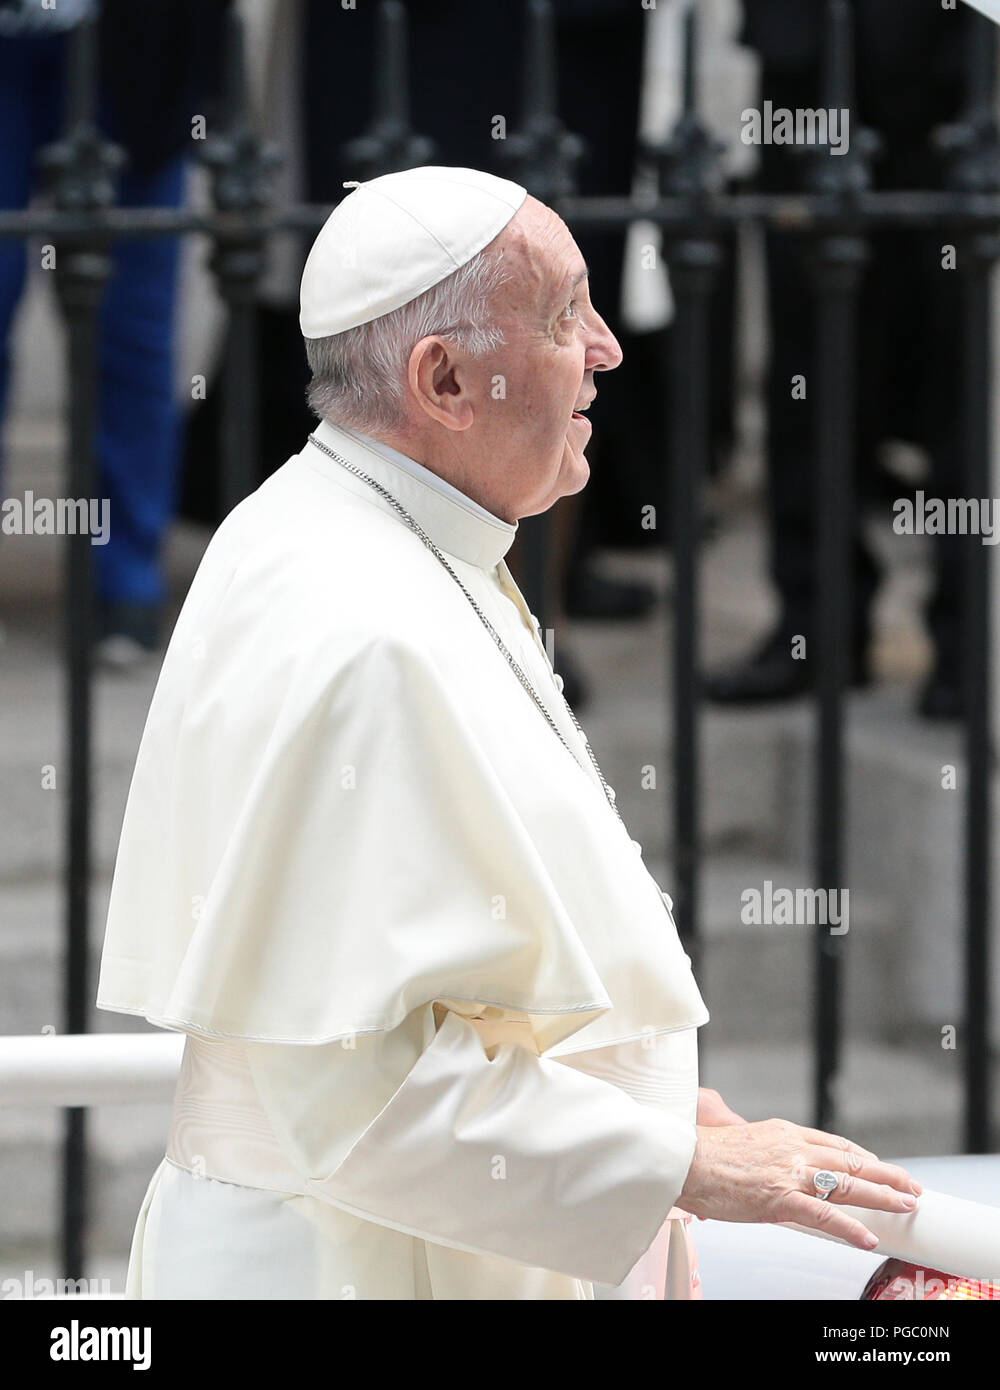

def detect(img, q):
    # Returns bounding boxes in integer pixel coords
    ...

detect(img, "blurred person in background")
[0,0,228,667]
[706,0,971,719]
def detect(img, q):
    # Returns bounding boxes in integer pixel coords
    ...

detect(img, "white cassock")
[97,418,710,1300]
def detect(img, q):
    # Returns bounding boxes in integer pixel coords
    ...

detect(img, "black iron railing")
[0,0,995,1277]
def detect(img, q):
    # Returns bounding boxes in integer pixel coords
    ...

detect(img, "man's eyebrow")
[551,265,589,307]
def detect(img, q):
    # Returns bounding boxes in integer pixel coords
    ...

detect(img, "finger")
[794,1127,879,1161]
[780,1190,881,1251]
[817,1172,919,1214]
[808,1148,923,1195]
[795,1128,924,1196]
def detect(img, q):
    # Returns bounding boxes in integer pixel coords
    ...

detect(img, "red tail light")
[862,1258,1000,1301]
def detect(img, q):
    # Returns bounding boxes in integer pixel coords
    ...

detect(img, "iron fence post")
[38,13,125,1279]
[645,2,725,977]
[200,8,280,517]
[934,10,1000,1152]
[342,0,436,178]
[806,0,876,1132]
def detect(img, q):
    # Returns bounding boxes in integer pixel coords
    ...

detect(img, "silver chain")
[307,433,626,826]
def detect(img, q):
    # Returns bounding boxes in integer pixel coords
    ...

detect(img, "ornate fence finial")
[933,6,1000,196]
[343,0,436,180]
[642,2,724,202]
[801,0,879,197]
[200,6,282,215]
[39,15,126,214]
[199,7,282,514]
[497,0,584,201]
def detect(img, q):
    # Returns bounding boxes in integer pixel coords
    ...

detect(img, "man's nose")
[587,310,623,372]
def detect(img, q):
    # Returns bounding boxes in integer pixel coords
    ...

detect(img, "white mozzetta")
[99,418,709,1298]
[97,419,708,1055]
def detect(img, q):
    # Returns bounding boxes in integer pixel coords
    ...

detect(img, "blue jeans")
[0,31,186,608]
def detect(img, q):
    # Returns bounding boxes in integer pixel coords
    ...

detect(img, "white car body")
[693,1156,1000,1299]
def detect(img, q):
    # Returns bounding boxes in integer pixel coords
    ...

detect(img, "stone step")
[0,878,169,1251]
[701,688,1000,1048]
[699,1037,976,1160]
[1,879,181,1034]
[643,850,895,1047]
[0,879,148,1036]
[0,885,169,1252]
[0,616,157,885]
[0,1101,169,1252]
[563,594,998,1048]
[696,853,896,1045]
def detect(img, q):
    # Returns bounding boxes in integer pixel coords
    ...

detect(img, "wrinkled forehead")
[494,196,584,313]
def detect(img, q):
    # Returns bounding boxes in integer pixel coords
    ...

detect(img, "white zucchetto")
[299,165,527,339]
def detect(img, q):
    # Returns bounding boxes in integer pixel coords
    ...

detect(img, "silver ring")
[813,1169,841,1200]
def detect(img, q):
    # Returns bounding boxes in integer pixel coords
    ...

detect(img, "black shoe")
[705,627,869,706]
[94,602,162,672]
[917,670,963,721]
[565,568,657,622]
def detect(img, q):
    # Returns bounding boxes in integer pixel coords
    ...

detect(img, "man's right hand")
[678,1117,923,1251]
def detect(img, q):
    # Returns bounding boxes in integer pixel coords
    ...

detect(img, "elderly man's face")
[397,196,622,522]
[422,194,617,522]
[477,196,623,519]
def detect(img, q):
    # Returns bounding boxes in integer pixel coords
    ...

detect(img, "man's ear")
[407,336,474,432]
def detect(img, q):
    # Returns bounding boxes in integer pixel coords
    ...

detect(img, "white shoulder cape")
[97,424,708,1058]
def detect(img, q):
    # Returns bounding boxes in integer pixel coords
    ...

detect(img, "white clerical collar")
[307,418,518,569]
[338,425,507,526]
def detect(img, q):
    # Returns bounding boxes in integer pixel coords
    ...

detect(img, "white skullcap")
[299,165,527,339]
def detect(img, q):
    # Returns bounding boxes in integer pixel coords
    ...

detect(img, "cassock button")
[606,785,617,802]
[631,839,643,855]
[553,673,564,693]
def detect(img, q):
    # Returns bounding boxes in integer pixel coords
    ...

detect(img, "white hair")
[304,244,509,435]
